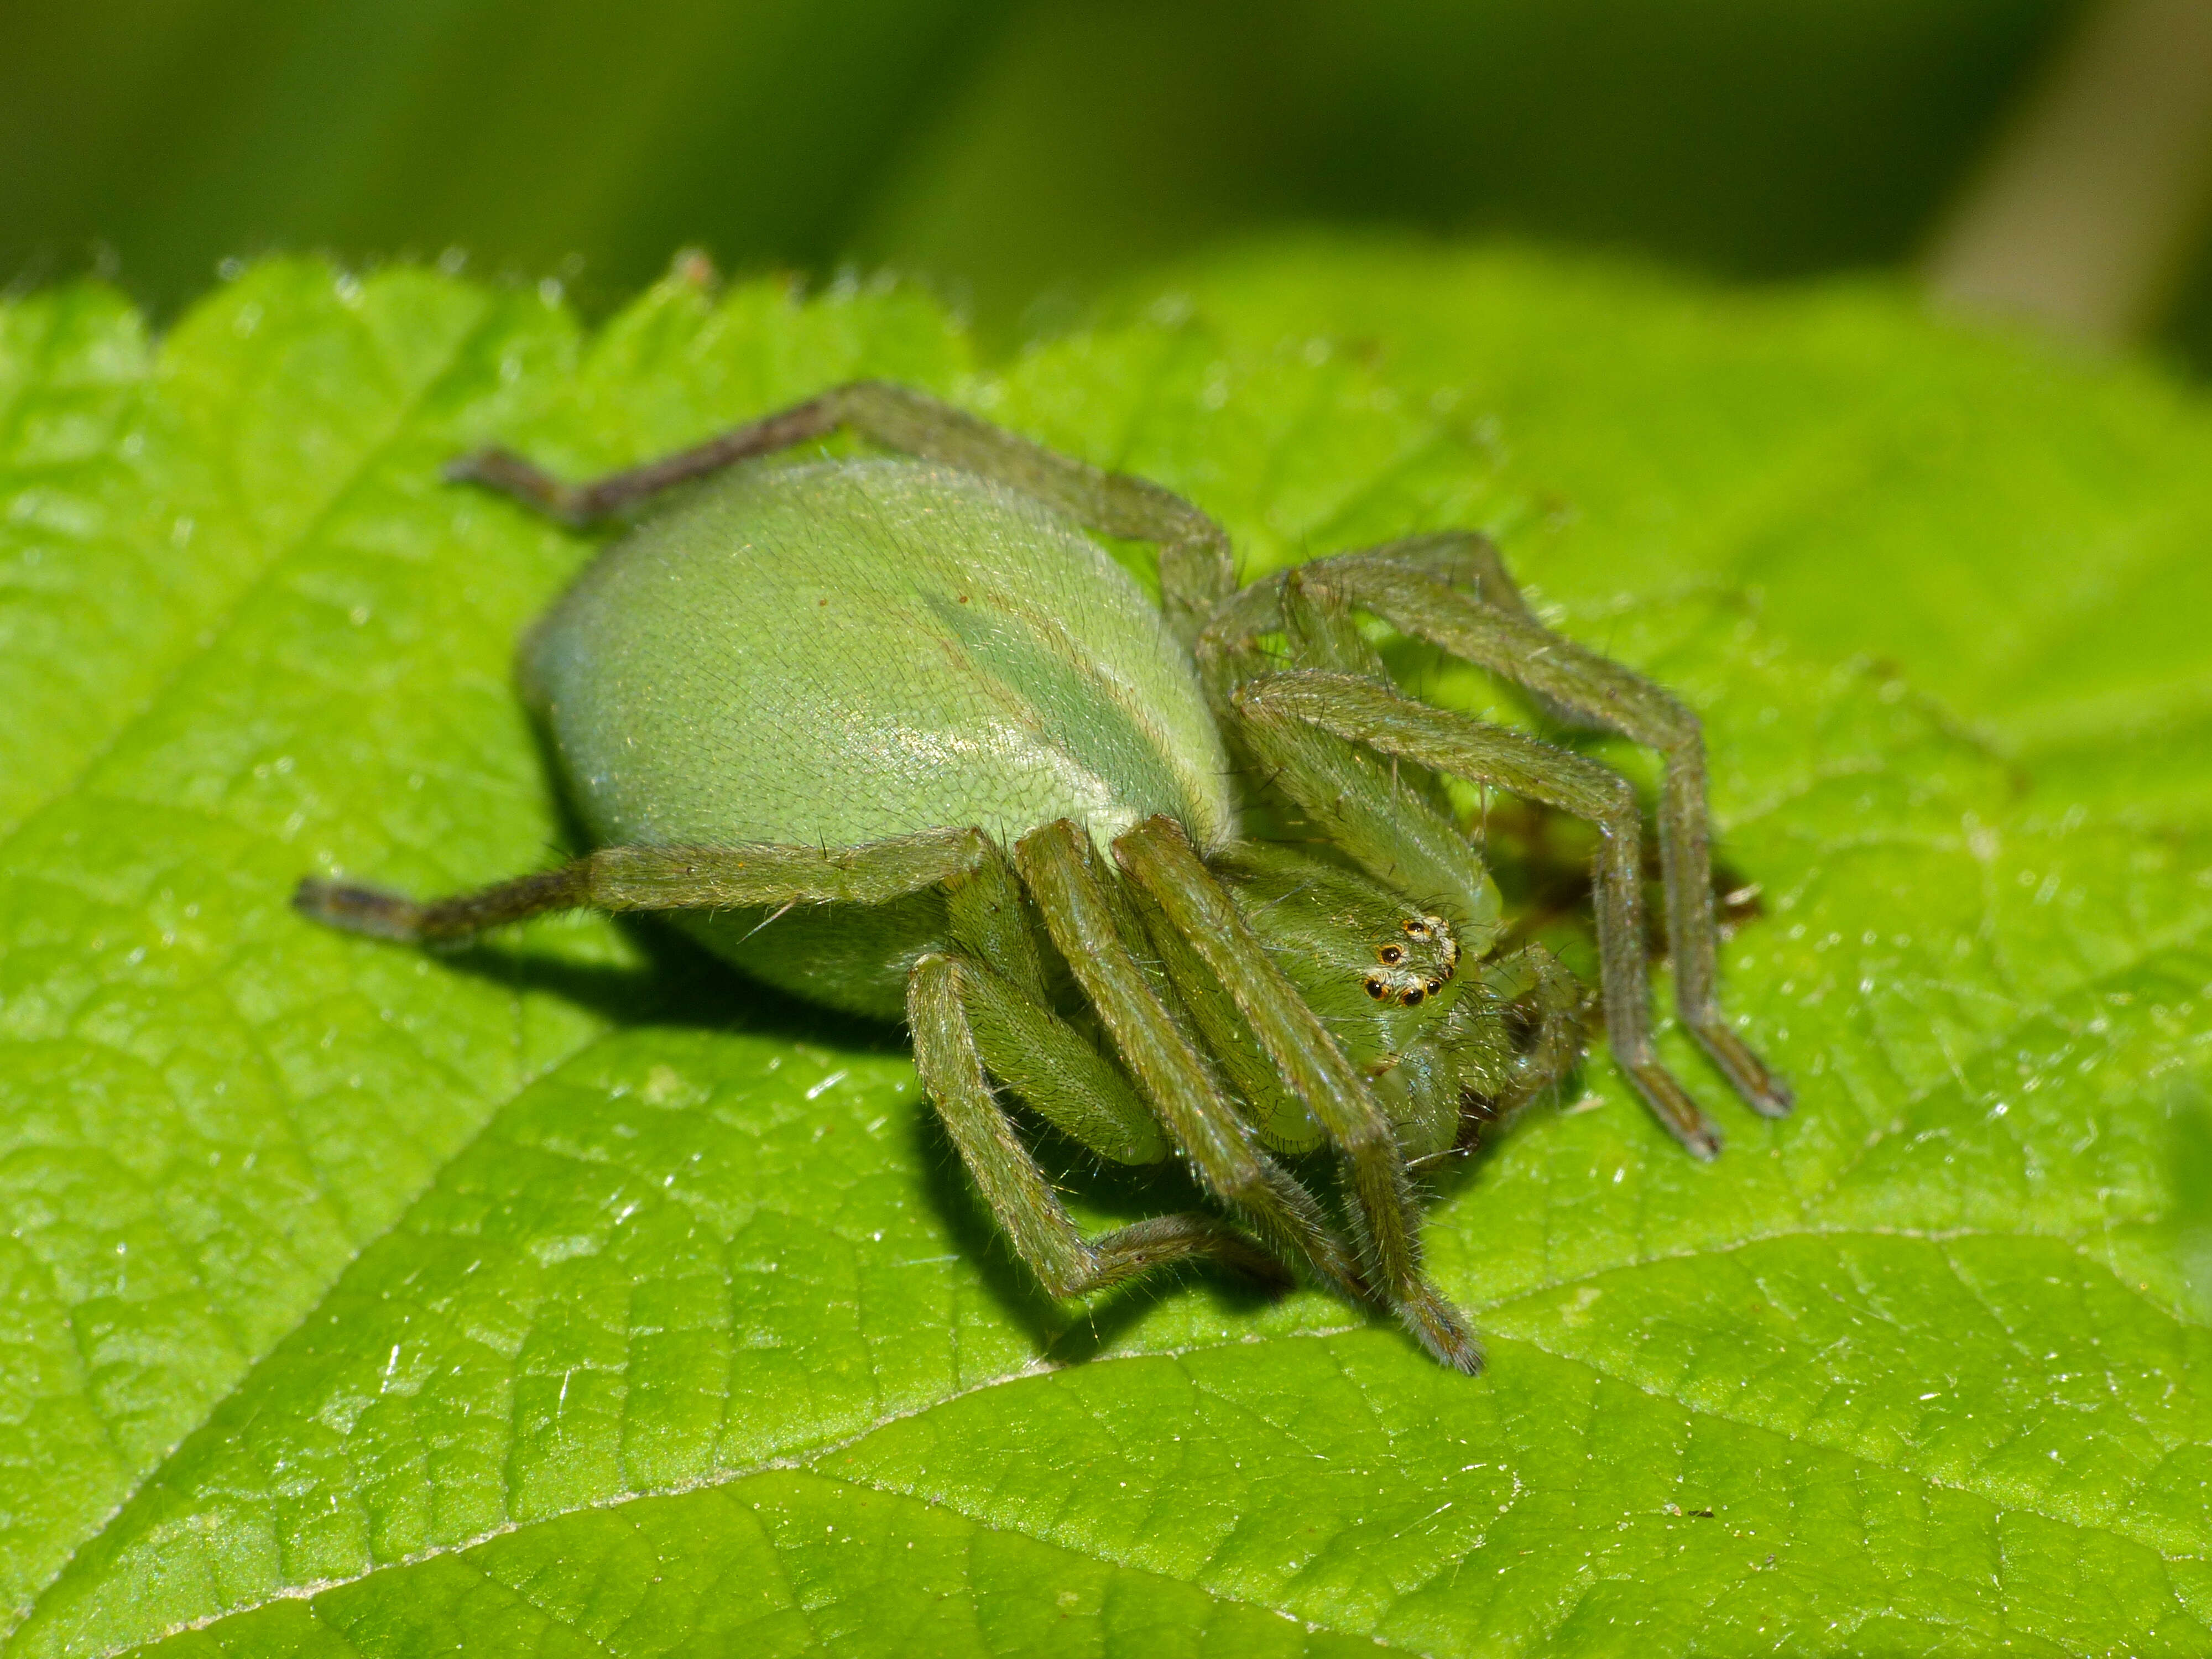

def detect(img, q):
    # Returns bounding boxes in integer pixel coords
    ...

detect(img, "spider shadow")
[424,752,1308,1358]
[424,915,907,1056]
[435,918,1293,1358]
[430,906,1588,1366]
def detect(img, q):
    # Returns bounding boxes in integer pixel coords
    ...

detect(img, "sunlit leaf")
[2,248,2207,1656]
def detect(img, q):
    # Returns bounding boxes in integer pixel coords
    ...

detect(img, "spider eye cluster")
[1361,913,1459,1008]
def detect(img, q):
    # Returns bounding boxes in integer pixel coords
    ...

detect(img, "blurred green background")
[12,0,2212,362]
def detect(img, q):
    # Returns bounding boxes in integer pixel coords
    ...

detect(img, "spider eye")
[1364,977,1387,999]
[1402,919,1430,940]
[1426,979,1443,995]
[1401,987,1426,1008]
[1378,945,1404,965]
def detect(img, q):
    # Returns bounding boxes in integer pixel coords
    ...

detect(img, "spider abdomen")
[524,457,1234,1015]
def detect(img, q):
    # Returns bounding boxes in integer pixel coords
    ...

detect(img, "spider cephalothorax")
[296,381,1789,1374]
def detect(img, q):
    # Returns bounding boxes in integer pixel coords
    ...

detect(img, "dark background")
[11,0,2210,364]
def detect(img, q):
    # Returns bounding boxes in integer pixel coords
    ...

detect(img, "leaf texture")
[0,251,2206,1657]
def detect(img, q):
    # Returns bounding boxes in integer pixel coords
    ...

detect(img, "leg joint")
[1591,771,1644,837]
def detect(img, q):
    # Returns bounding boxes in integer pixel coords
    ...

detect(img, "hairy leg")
[941,827,1051,1003]
[908,953,1284,1299]
[305,822,1273,1296]
[1201,529,1546,660]
[1113,814,1484,1373]
[295,826,992,946]
[1218,575,1585,1154]
[1285,560,1790,1118]
[450,380,1234,644]
[1013,820,1371,1305]
[1202,572,1503,935]
[1236,669,1724,1159]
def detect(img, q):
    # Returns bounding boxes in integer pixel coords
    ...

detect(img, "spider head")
[1214,843,1558,1162]
[1217,844,1470,1029]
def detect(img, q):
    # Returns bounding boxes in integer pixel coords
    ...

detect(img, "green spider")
[296,382,1790,1373]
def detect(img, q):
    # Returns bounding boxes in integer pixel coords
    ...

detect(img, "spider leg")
[1268,560,1791,1120]
[928,951,1167,1168]
[909,953,1286,1298]
[1113,813,1485,1374]
[293,826,994,945]
[448,380,1235,645]
[1013,820,1375,1313]
[1203,529,1544,659]
[1201,571,1505,936]
[935,835,1171,1167]
[1237,669,1726,1159]
[302,828,1284,1300]
[1219,575,1589,1142]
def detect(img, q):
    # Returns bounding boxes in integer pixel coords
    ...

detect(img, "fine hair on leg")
[1013,819,1371,1302]
[940,950,1168,1169]
[909,954,1287,1301]
[1112,813,1484,1373]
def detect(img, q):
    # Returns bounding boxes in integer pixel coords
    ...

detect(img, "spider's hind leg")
[448,380,1235,645]
[294,826,998,945]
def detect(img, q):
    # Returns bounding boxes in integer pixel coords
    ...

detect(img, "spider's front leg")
[1234,670,1727,1159]
[909,953,1287,1300]
[1261,558,1791,1121]
[1013,821,1402,1336]
[1110,815,1486,1374]
[917,836,1290,1300]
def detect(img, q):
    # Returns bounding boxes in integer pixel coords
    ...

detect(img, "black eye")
[1401,987,1425,1008]
[1379,945,1404,965]
[1364,978,1387,999]
[1402,920,1428,940]
[1426,980,1443,995]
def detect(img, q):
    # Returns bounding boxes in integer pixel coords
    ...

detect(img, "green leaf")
[1123,242,2212,822]
[2,247,2208,1657]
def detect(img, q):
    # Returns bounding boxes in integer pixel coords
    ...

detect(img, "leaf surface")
[1,251,2208,1657]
